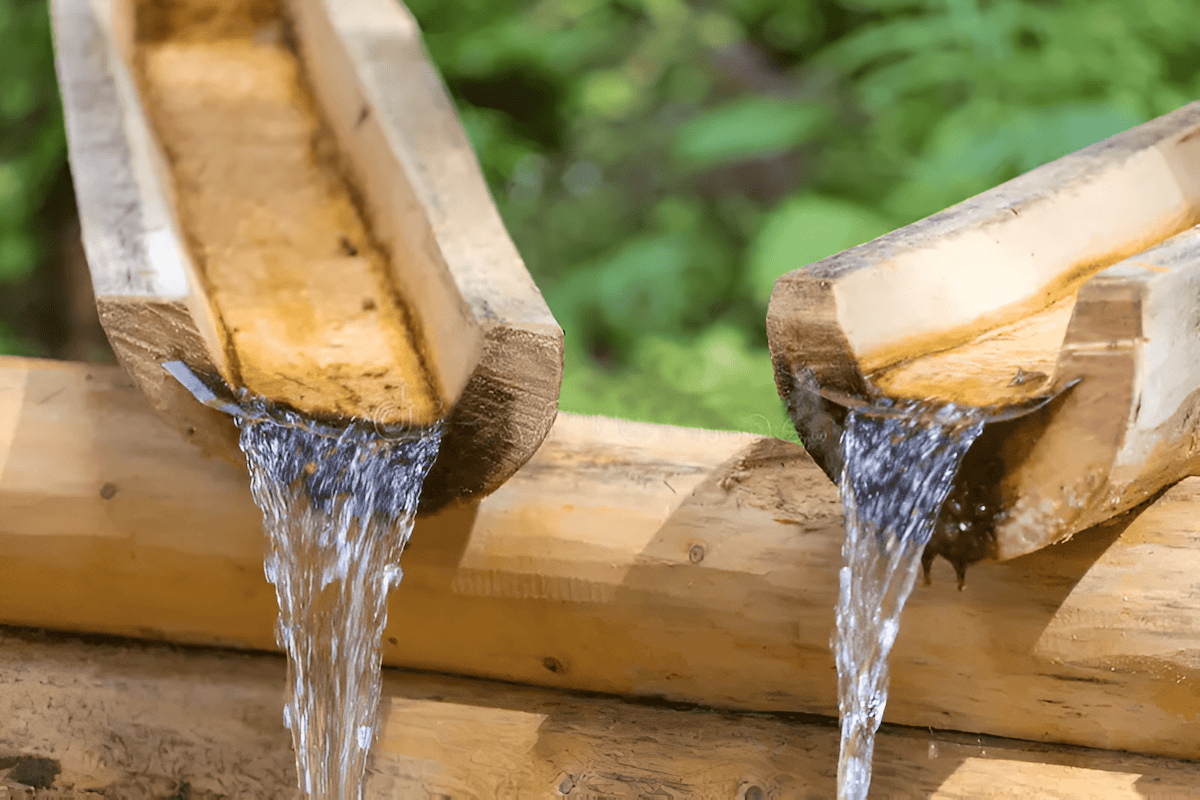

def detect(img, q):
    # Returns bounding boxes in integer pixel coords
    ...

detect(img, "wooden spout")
[767,102,1200,561]
[52,0,563,512]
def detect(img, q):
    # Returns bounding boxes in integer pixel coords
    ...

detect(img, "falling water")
[834,401,985,800]
[237,405,441,799]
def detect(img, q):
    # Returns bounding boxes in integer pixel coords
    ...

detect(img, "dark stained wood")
[767,104,1200,558]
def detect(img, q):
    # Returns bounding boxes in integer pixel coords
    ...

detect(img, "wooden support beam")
[766,103,1200,559]
[1,629,1198,799]
[51,0,562,512]
[4,357,1200,759]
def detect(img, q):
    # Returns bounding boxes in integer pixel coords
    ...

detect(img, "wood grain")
[1,629,1198,799]
[767,103,1200,558]
[51,0,562,512]
[285,0,565,511]
[5,357,1200,759]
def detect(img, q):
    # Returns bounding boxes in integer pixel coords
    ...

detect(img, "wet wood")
[137,22,442,426]
[6,357,1200,760]
[767,103,1200,558]
[2,629,1198,799]
[51,0,562,512]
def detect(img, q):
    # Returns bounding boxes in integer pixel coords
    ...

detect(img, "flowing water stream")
[237,406,442,799]
[834,401,986,800]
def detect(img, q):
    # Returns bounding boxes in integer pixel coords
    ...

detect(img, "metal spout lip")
[162,360,244,418]
[787,375,1084,584]
[786,371,1084,497]
[163,360,442,443]
[804,377,1083,425]
[767,104,1200,562]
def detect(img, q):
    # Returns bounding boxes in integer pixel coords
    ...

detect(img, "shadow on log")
[6,358,1200,760]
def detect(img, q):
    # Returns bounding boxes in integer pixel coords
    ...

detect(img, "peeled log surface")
[7,358,1200,762]
[50,0,562,513]
[4,630,1199,798]
[767,103,1200,559]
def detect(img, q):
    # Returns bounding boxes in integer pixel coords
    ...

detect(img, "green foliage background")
[407,0,1200,437]
[1,0,65,354]
[7,0,1200,434]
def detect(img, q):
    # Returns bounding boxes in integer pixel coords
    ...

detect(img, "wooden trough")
[6,0,1200,795]
[768,104,1200,565]
[52,0,563,513]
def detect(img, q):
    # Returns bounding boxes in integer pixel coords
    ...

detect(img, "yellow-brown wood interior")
[133,0,443,426]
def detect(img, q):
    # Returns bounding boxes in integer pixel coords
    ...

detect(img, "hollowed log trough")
[768,103,1200,568]
[53,0,563,513]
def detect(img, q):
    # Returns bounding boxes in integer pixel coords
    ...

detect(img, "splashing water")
[238,407,441,799]
[835,401,985,800]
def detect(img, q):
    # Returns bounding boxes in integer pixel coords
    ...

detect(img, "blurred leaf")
[696,12,743,49]
[581,69,640,119]
[748,194,894,304]
[0,229,37,282]
[0,162,23,226]
[0,0,65,328]
[652,196,703,233]
[559,324,792,435]
[1024,103,1147,169]
[674,97,830,167]
[635,324,790,435]
[548,234,692,348]
[456,102,545,192]
[817,15,957,74]
[0,76,35,121]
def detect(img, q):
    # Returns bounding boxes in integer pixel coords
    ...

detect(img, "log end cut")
[767,102,1200,560]
[53,0,563,513]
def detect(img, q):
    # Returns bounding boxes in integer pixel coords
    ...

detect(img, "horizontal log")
[1,628,1197,799]
[3,357,1200,759]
